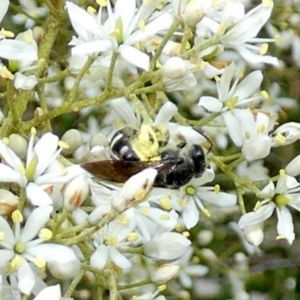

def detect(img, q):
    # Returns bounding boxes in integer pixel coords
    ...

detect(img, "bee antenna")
[192,128,213,154]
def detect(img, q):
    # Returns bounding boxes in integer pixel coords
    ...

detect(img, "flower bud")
[244,225,264,246]
[63,174,89,211]
[8,134,28,160]
[161,57,197,92]
[0,189,18,217]
[61,129,82,156]
[112,168,157,212]
[48,256,81,280]
[144,232,191,262]
[182,1,204,27]
[151,264,180,284]
[286,155,300,177]
[89,132,109,148]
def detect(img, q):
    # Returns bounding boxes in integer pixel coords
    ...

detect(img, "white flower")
[198,62,263,113]
[90,209,135,270]
[151,168,236,229]
[0,207,79,294]
[0,30,38,89]
[65,0,173,70]
[271,122,300,147]
[161,57,197,92]
[223,109,273,161]
[0,130,81,206]
[0,0,9,28]
[34,284,61,300]
[238,171,300,245]
[144,232,191,262]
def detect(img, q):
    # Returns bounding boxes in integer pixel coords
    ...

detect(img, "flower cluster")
[0,0,299,299]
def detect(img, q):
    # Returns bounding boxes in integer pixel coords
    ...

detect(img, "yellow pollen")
[159,214,170,221]
[160,198,172,210]
[202,208,211,218]
[276,234,286,241]
[186,186,196,196]
[0,66,14,80]
[225,97,238,110]
[58,140,69,149]
[127,232,139,242]
[141,206,149,216]
[158,285,166,291]
[12,210,23,223]
[260,43,268,55]
[262,0,273,8]
[138,20,145,30]
[10,255,23,271]
[96,0,107,6]
[175,223,182,232]
[106,236,118,246]
[31,127,37,135]
[212,0,220,9]
[39,228,53,240]
[261,90,269,99]
[117,215,128,224]
[0,28,15,38]
[275,34,282,46]
[214,184,220,193]
[87,6,96,13]
[245,131,251,139]
[182,231,190,237]
[279,169,286,177]
[178,198,186,208]
[257,124,266,134]
[34,256,46,268]
[274,133,286,145]
[254,201,262,211]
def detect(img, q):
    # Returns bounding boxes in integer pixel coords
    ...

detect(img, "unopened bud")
[182,1,204,27]
[63,174,89,211]
[8,134,28,160]
[151,264,180,284]
[89,132,109,148]
[244,225,264,246]
[61,129,82,156]
[162,57,187,80]
[112,168,157,212]
[0,189,18,217]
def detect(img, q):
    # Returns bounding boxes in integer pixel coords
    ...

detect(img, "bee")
[81,124,209,189]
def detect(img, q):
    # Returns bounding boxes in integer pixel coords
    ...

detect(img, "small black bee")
[81,125,209,189]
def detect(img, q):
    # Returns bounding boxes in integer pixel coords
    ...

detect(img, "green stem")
[36,83,52,131]
[38,68,70,84]
[106,51,119,92]
[150,18,182,70]
[66,56,96,104]
[118,279,151,290]
[64,269,85,297]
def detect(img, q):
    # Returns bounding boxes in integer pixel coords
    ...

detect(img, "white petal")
[200,190,237,207]
[0,215,15,246]
[34,285,61,300]
[20,206,52,243]
[0,164,24,185]
[109,246,132,269]
[238,202,275,229]
[154,102,178,125]
[0,0,9,23]
[119,44,150,70]
[90,244,108,269]
[198,96,222,112]
[182,199,199,229]
[17,260,35,295]
[71,40,112,56]
[276,206,295,244]
[14,73,37,90]
[0,249,14,267]
[0,40,38,61]
[222,111,243,146]
[26,183,53,206]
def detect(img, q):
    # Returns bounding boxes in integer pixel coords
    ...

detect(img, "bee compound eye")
[190,145,206,177]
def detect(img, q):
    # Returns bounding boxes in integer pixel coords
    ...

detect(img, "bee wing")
[81,160,168,183]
